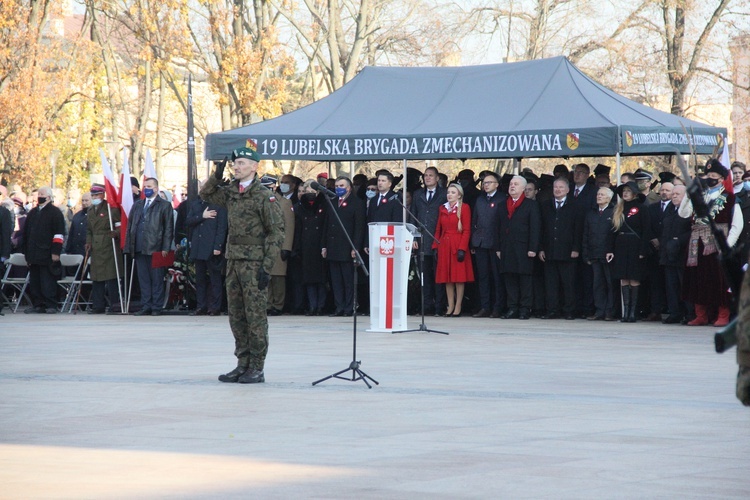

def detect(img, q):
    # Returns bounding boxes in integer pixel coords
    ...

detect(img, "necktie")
[427,190,433,202]
[239,184,245,193]
[574,188,580,198]
[487,194,492,202]
[556,201,562,210]
[145,199,152,211]
[599,208,604,216]
[379,195,384,206]
[662,201,668,212]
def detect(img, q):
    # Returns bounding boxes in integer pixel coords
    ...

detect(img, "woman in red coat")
[432,183,474,316]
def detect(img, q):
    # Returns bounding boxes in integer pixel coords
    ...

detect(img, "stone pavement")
[1,312,748,499]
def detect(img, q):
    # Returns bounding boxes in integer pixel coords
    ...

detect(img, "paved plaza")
[1,311,748,498]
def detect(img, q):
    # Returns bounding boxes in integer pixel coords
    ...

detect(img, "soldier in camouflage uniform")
[737,264,750,406]
[200,142,284,384]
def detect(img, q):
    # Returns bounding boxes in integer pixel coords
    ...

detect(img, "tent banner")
[205,127,618,161]
[621,126,727,155]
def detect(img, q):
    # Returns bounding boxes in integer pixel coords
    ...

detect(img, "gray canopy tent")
[204,56,726,165]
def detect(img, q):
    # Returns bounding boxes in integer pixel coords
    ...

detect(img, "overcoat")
[23,203,66,265]
[293,195,327,284]
[496,197,541,275]
[322,193,366,262]
[86,203,123,282]
[186,199,228,261]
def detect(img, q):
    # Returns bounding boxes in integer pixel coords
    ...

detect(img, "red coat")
[432,202,474,283]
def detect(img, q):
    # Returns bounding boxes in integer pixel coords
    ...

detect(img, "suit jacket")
[322,193,366,262]
[186,199,228,261]
[124,196,175,255]
[411,185,447,256]
[648,199,675,239]
[540,198,583,261]
[470,190,505,250]
[497,197,541,275]
[367,190,401,224]
[659,205,692,267]
[582,205,615,261]
[65,209,88,256]
[569,182,598,212]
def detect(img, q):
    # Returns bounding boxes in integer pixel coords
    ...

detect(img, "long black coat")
[293,195,327,284]
[659,205,692,267]
[582,205,615,261]
[65,208,88,256]
[367,190,401,223]
[540,199,583,261]
[612,199,652,280]
[123,196,174,255]
[22,203,66,265]
[0,205,12,260]
[497,198,541,275]
[471,191,505,251]
[411,186,447,256]
[186,199,228,261]
[322,194,366,262]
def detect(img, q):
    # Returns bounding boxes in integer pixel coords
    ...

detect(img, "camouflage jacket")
[200,175,284,271]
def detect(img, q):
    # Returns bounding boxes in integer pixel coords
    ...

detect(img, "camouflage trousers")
[226,260,269,371]
[737,263,750,406]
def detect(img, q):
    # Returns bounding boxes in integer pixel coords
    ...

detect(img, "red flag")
[99,150,120,208]
[118,149,135,248]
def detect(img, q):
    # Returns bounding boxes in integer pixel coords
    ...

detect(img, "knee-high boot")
[627,286,639,323]
[713,306,730,327]
[620,285,631,323]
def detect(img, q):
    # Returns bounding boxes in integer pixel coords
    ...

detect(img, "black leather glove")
[257,267,270,291]
[214,156,228,181]
[280,250,291,261]
[457,250,465,262]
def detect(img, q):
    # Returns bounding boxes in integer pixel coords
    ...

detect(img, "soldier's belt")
[228,235,264,245]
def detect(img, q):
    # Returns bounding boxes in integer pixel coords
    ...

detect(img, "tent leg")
[616,153,621,184]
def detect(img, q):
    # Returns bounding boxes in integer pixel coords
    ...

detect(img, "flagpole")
[106,204,125,313]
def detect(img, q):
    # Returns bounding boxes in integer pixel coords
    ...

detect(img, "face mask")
[335,187,347,197]
[301,193,317,203]
[91,198,102,206]
[143,188,155,198]
[24,203,32,212]
[67,200,75,207]
[279,183,291,194]
[705,178,720,188]
[14,207,21,214]
[37,197,48,205]
[365,190,377,199]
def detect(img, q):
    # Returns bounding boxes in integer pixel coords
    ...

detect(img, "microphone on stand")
[310,181,338,198]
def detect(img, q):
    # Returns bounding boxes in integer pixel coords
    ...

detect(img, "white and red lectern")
[367,222,415,332]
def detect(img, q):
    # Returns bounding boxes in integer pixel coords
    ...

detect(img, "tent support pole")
[616,153,621,183]
[402,159,407,223]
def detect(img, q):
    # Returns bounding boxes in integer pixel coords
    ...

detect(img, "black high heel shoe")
[443,308,454,317]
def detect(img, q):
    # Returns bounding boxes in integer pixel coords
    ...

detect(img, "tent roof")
[204,56,726,161]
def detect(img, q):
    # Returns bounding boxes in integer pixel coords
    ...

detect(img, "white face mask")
[279,183,291,194]
[365,190,377,199]
[91,198,102,206]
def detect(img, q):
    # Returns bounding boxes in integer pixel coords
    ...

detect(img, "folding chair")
[57,254,85,313]
[1,253,31,313]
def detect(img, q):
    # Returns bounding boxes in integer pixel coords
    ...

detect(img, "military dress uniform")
[86,199,123,313]
[200,169,284,383]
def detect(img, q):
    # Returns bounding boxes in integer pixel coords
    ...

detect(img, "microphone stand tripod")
[390,196,448,335]
[312,190,379,389]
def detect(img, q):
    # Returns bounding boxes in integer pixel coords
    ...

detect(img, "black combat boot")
[237,369,265,384]
[218,365,248,383]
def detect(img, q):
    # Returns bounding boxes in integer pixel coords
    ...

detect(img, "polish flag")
[142,149,157,199]
[721,135,733,194]
[118,149,135,248]
[100,150,120,208]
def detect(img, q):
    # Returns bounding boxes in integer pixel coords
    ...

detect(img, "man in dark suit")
[497,176,540,320]
[660,184,692,323]
[471,172,505,317]
[124,177,175,316]
[186,189,228,316]
[644,179,675,321]
[411,167,447,315]
[540,178,583,320]
[22,186,66,313]
[322,176,366,316]
[367,170,401,224]
[569,163,597,317]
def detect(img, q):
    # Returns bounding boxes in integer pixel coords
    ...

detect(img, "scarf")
[506,193,525,219]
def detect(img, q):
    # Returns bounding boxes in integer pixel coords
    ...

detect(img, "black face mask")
[37,197,48,205]
[705,178,720,188]
[301,193,317,203]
